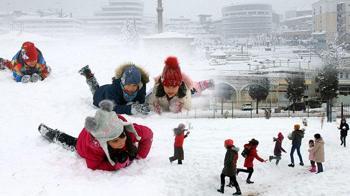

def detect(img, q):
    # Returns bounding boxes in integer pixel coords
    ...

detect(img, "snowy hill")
[0,33,349,196]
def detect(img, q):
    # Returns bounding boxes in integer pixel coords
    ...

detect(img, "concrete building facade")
[221,4,273,38]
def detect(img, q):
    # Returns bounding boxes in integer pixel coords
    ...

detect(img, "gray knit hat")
[84,100,141,166]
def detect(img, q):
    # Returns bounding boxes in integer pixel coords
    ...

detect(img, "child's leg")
[310,160,315,167]
[275,155,281,165]
[169,147,178,162]
[296,146,304,165]
[230,175,241,194]
[217,174,226,193]
[38,124,77,151]
[341,135,344,145]
[79,65,100,95]
[316,162,323,173]
[56,132,78,151]
[246,167,254,183]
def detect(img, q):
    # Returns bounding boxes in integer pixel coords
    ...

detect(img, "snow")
[1,32,350,196]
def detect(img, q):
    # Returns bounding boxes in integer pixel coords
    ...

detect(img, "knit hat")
[84,100,141,166]
[21,41,38,64]
[249,138,259,146]
[161,56,182,87]
[224,139,234,147]
[294,124,300,130]
[174,123,186,135]
[121,65,141,86]
[277,132,284,140]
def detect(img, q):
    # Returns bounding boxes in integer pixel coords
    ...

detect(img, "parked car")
[305,99,322,108]
[284,102,306,111]
[241,103,253,111]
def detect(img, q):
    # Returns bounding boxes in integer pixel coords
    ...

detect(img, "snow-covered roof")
[284,15,312,22]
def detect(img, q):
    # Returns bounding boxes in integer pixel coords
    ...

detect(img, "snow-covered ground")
[0,33,349,196]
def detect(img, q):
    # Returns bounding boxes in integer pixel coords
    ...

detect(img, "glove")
[131,103,150,115]
[169,101,183,113]
[153,102,162,114]
[21,75,31,83]
[31,73,42,82]
[13,72,22,82]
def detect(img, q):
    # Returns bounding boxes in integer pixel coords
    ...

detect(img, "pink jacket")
[76,115,153,171]
[308,147,315,161]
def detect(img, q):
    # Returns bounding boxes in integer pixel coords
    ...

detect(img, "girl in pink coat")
[308,139,316,172]
[38,100,153,171]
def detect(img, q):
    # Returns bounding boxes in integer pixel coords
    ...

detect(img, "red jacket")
[174,131,188,147]
[243,144,264,168]
[76,115,153,171]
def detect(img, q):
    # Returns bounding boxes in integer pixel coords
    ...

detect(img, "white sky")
[1,0,318,20]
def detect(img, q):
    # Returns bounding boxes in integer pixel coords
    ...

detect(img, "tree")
[286,76,306,113]
[248,77,270,114]
[318,44,340,122]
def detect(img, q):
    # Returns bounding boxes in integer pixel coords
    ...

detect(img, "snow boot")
[246,179,254,184]
[178,160,182,165]
[232,184,242,195]
[309,166,316,173]
[288,163,295,167]
[217,185,224,193]
[299,162,304,166]
[78,65,94,79]
[38,123,59,142]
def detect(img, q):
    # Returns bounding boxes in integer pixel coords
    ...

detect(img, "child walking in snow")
[79,63,150,115]
[38,100,153,171]
[217,139,241,195]
[237,139,267,184]
[269,132,286,165]
[308,139,316,173]
[169,123,190,164]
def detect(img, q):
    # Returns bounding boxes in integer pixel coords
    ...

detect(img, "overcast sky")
[1,0,318,19]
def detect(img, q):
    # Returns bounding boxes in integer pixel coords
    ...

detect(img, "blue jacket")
[93,78,146,115]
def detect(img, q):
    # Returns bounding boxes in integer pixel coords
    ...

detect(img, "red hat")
[21,41,38,64]
[224,139,234,147]
[161,56,182,87]
[278,132,284,140]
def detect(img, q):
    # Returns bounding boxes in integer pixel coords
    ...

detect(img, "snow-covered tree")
[120,19,139,47]
[286,76,306,113]
[248,77,270,114]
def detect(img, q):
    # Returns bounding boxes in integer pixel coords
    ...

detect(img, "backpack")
[241,146,250,158]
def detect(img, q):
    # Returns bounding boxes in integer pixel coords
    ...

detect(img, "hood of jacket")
[115,63,149,84]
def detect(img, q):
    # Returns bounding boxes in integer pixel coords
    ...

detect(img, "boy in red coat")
[38,100,153,171]
[169,123,190,164]
[237,139,267,184]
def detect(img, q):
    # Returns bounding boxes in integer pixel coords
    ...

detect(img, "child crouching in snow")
[308,139,316,172]
[217,139,241,195]
[269,132,286,165]
[38,100,153,171]
[169,123,190,164]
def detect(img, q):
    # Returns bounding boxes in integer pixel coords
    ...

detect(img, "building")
[312,0,350,46]
[10,15,82,36]
[82,0,144,34]
[221,3,273,38]
[281,10,313,43]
